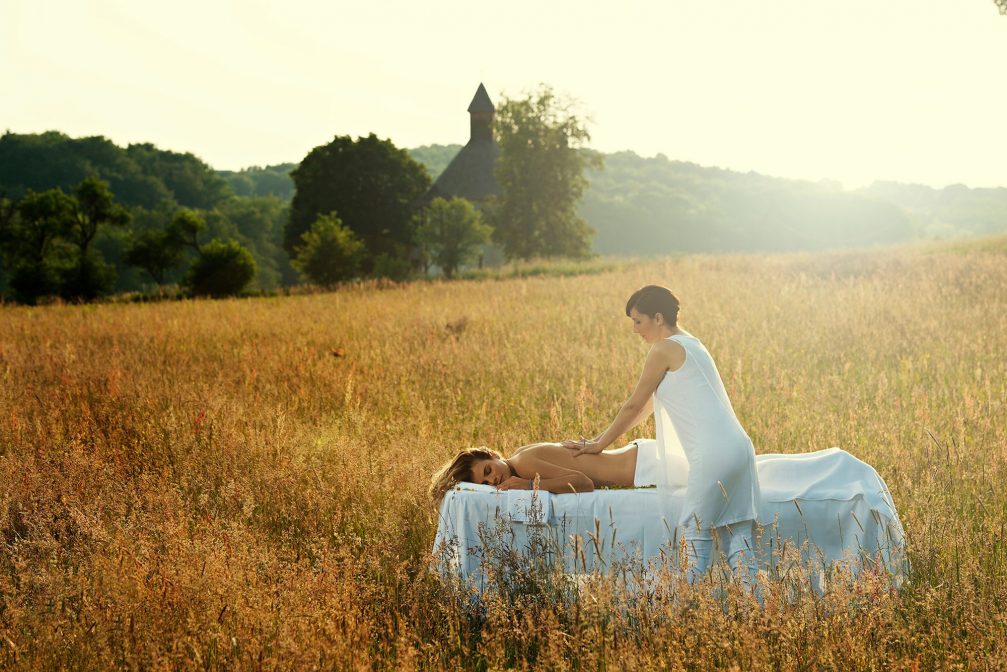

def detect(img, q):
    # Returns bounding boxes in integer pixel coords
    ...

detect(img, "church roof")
[421,84,500,205]
[467,83,494,113]
[424,140,500,203]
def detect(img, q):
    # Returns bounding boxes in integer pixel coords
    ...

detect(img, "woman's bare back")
[509,442,637,488]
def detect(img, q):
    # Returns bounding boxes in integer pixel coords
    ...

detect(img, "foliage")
[0,131,229,209]
[59,177,131,300]
[369,252,415,282]
[184,238,257,297]
[579,152,921,255]
[1,249,1006,667]
[124,228,182,287]
[408,144,461,182]
[286,133,430,266]
[218,163,296,200]
[416,197,492,278]
[209,196,295,290]
[291,213,366,286]
[0,133,298,296]
[4,183,128,303]
[124,143,231,209]
[492,86,600,260]
[6,188,77,303]
[124,226,186,287]
[169,208,207,253]
[408,148,1007,257]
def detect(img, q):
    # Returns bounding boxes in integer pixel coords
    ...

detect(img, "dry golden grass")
[1,247,1006,670]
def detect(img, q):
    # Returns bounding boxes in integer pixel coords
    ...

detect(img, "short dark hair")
[625,285,680,326]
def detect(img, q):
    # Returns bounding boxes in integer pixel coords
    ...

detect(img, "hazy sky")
[4,0,1006,189]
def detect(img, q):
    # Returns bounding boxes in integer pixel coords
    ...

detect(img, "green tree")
[0,196,15,297]
[416,197,492,278]
[286,134,430,267]
[291,213,366,286]
[169,208,207,253]
[63,177,130,300]
[7,189,77,303]
[492,86,600,260]
[124,227,184,287]
[213,195,294,288]
[125,143,231,209]
[185,239,257,298]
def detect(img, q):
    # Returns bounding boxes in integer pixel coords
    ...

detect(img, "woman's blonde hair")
[429,447,501,508]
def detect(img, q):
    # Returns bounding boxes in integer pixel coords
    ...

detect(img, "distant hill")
[409,144,461,182]
[3,132,1005,258]
[581,151,917,254]
[411,145,1007,254]
[0,131,231,209]
[218,163,297,200]
[859,181,1007,239]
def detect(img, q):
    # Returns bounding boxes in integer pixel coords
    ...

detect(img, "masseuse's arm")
[627,396,654,431]
[569,342,677,454]
[497,457,595,494]
[587,397,652,444]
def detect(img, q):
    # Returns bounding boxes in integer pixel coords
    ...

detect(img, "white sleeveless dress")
[653,333,761,531]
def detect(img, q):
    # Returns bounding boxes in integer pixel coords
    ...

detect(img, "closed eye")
[483,464,490,485]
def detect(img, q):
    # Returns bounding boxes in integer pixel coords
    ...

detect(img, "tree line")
[410,148,1007,255]
[0,86,594,303]
[6,87,1002,303]
[210,149,1007,260]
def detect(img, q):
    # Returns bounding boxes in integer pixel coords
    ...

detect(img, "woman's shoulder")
[649,337,687,371]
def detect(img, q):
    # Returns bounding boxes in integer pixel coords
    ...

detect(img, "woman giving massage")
[429,285,761,583]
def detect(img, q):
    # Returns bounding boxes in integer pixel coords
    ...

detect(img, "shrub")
[370,252,415,282]
[292,213,366,286]
[185,238,256,297]
[416,197,492,279]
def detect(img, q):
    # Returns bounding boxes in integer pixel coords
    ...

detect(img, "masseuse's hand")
[561,438,604,456]
[497,476,534,491]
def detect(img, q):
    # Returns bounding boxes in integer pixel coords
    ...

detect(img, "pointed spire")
[467,83,494,114]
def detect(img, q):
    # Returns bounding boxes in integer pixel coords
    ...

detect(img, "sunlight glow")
[3,0,1006,188]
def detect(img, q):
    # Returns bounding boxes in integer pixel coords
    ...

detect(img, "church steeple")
[420,83,500,206]
[467,83,494,143]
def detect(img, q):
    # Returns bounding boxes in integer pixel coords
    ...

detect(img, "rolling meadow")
[1,243,1006,670]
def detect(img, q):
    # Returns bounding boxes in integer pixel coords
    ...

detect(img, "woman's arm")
[586,397,652,443]
[627,396,654,432]
[497,457,595,494]
[568,341,679,454]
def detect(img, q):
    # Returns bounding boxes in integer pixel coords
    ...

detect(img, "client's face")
[469,457,511,487]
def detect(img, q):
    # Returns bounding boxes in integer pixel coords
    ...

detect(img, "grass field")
[1,246,1006,670]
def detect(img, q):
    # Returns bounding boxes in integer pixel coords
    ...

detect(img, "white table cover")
[433,446,906,590]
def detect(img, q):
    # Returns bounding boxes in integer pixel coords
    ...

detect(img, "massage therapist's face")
[470,457,511,487]
[630,307,663,344]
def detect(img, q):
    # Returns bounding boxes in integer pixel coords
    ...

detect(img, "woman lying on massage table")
[428,439,662,507]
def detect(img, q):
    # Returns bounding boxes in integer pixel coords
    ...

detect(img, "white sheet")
[433,447,906,591]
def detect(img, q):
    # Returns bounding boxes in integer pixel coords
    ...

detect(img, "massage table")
[433,444,907,591]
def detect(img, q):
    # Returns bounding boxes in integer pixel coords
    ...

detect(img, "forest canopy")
[0,132,293,298]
